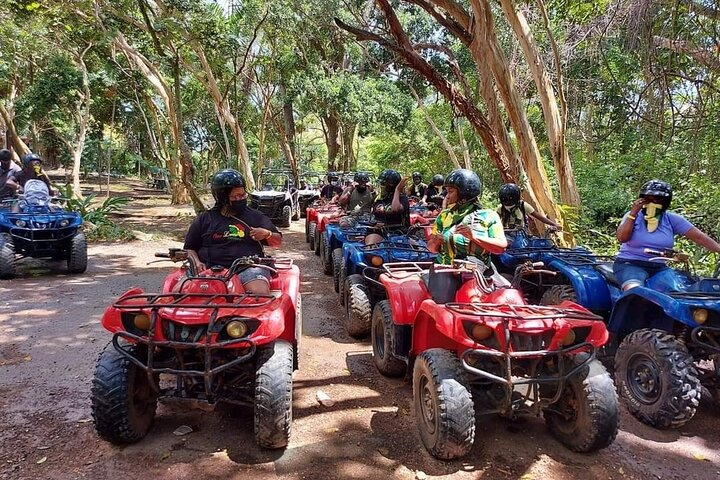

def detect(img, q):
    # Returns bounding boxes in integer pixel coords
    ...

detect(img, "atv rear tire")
[332,248,343,292]
[615,329,700,429]
[344,274,372,338]
[254,340,294,449]
[338,262,347,307]
[0,242,16,279]
[543,355,618,452]
[372,300,406,377]
[321,233,333,275]
[540,284,577,305]
[280,206,292,228]
[309,222,317,252]
[91,342,157,444]
[305,217,310,243]
[67,233,88,274]
[413,349,475,460]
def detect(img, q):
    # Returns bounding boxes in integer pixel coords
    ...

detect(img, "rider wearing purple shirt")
[613,180,720,290]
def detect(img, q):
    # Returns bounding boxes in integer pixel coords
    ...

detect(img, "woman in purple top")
[613,179,720,290]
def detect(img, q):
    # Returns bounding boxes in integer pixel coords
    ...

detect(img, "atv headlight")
[560,329,576,346]
[133,314,151,330]
[59,219,70,227]
[469,324,493,342]
[693,309,708,324]
[226,320,248,338]
[15,219,26,227]
[370,255,384,267]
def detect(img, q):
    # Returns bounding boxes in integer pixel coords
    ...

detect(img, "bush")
[58,184,135,241]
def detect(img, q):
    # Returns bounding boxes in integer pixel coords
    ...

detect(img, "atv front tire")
[67,233,88,274]
[255,340,294,449]
[543,355,618,452]
[91,342,157,443]
[615,329,700,429]
[540,284,577,305]
[344,274,372,338]
[413,349,475,460]
[372,300,406,377]
[321,233,333,275]
[0,241,16,279]
[332,248,343,292]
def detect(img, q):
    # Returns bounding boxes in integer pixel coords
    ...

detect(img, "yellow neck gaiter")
[644,203,663,233]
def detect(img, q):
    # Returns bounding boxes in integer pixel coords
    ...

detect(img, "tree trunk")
[499,0,580,206]
[323,114,341,170]
[453,117,472,169]
[468,0,562,226]
[0,103,30,161]
[340,123,357,171]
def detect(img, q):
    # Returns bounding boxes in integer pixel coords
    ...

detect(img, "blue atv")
[533,247,720,429]
[0,181,87,279]
[341,232,436,338]
[319,213,378,277]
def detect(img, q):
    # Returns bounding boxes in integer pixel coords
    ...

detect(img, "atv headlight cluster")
[693,309,708,324]
[59,219,70,227]
[463,321,495,343]
[15,219,27,227]
[120,312,152,336]
[226,320,248,338]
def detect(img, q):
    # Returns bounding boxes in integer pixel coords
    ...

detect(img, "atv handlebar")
[643,248,691,263]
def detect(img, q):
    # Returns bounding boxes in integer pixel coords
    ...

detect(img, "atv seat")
[595,263,620,287]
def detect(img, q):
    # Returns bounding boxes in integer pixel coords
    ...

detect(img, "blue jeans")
[613,258,669,289]
[237,266,272,286]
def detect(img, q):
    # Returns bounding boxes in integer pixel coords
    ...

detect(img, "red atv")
[306,203,343,253]
[91,249,301,449]
[371,259,618,459]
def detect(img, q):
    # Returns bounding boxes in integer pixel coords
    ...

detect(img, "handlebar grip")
[154,252,171,258]
[532,261,545,268]
[643,248,664,256]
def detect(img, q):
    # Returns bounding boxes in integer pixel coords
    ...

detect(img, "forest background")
[1,0,718,268]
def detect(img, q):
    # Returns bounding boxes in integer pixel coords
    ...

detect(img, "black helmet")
[431,174,444,186]
[22,153,41,168]
[444,169,482,202]
[327,173,339,182]
[378,169,401,188]
[211,169,246,206]
[354,172,370,184]
[0,149,11,162]
[412,171,422,182]
[499,183,521,206]
[639,179,672,210]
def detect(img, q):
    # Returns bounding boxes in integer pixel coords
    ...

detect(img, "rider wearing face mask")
[497,183,559,231]
[338,171,373,213]
[183,169,281,294]
[6,153,54,196]
[614,179,720,291]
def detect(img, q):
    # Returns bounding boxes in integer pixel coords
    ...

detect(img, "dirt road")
[1,218,719,480]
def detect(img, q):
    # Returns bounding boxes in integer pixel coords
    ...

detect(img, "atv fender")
[382,273,429,327]
[607,287,694,339]
[545,258,613,312]
[411,306,471,355]
[101,287,145,332]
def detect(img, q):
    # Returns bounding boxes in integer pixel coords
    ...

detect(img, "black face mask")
[356,185,367,194]
[230,199,247,214]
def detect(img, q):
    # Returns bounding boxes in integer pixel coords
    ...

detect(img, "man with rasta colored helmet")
[497,183,559,230]
[183,169,282,294]
[0,149,21,200]
[427,169,507,264]
[406,171,427,198]
[6,152,54,195]
[338,171,373,213]
[613,179,720,291]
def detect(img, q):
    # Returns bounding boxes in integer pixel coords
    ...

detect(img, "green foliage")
[58,184,134,241]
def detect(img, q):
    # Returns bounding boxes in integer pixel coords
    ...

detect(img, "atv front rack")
[445,302,602,322]
[112,292,275,401]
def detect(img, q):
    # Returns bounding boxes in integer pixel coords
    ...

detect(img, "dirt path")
[1,214,719,480]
